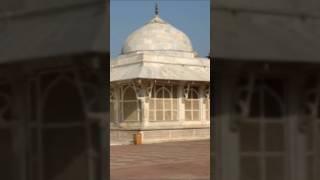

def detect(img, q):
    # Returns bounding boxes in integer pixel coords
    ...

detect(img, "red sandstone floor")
[110,140,210,180]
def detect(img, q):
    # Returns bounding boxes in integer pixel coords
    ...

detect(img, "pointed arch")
[236,77,287,180]
[155,86,171,98]
[121,85,139,122]
[248,83,285,118]
[302,77,320,180]
[42,76,86,123]
[149,85,178,121]
[185,87,201,121]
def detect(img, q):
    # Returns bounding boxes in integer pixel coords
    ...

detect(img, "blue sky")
[110,0,210,58]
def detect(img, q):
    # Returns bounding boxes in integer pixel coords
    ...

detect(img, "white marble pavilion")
[110,9,210,145]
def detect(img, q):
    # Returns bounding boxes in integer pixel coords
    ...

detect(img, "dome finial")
[155,2,159,15]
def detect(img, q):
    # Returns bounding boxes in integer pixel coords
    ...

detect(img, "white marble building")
[110,9,210,145]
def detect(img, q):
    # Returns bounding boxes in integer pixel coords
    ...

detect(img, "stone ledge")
[111,128,210,145]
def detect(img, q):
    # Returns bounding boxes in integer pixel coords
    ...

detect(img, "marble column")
[141,93,149,128]
[178,83,185,124]
[113,86,120,126]
[199,85,206,124]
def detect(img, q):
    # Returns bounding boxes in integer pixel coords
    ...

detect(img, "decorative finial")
[155,2,159,15]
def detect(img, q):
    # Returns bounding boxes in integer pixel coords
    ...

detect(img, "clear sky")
[110,0,210,58]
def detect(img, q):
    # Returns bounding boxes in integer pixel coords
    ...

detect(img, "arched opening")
[43,78,85,123]
[185,88,201,121]
[149,85,178,121]
[42,78,88,180]
[238,78,286,180]
[121,86,139,122]
[0,128,14,179]
[0,83,14,179]
[303,76,320,180]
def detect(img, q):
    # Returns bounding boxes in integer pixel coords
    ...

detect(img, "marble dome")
[121,15,194,54]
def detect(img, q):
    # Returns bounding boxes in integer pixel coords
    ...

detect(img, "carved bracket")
[205,86,210,99]
[80,82,100,110]
[130,80,144,99]
[230,75,255,132]
[110,86,115,100]
[145,82,154,103]
[184,84,191,99]
[300,89,318,133]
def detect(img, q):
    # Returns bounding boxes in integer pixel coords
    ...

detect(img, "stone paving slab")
[111,140,210,180]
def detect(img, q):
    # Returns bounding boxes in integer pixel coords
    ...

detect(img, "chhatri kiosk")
[110,8,210,145]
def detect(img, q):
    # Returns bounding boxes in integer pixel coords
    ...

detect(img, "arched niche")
[149,85,178,121]
[121,85,139,122]
[234,77,287,180]
[40,76,88,180]
[42,77,85,123]
[301,76,320,180]
[0,82,15,179]
[185,87,201,121]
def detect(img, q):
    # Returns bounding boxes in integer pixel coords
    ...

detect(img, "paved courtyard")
[110,140,210,180]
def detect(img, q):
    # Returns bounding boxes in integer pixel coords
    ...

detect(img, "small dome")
[121,15,194,54]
